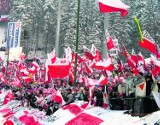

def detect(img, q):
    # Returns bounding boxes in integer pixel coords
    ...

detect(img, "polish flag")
[77,55,84,63]
[85,64,93,74]
[22,77,34,83]
[47,49,56,64]
[106,37,114,50]
[0,15,9,22]
[3,91,14,105]
[94,58,114,71]
[32,61,40,70]
[28,66,37,75]
[98,0,130,17]
[127,58,136,69]
[131,49,137,64]
[20,69,29,77]
[91,44,101,62]
[98,75,108,85]
[137,52,145,66]
[20,53,26,60]
[139,37,157,55]
[69,71,74,84]
[11,79,22,88]
[85,77,97,87]
[54,90,66,105]
[83,45,94,61]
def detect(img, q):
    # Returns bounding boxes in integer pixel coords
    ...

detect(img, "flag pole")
[73,0,81,93]
[55,0,62,57]
[102,13,109,59]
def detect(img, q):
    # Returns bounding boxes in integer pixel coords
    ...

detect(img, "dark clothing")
[146,80,153,96]
[63,93,74,105]
[94,90,103,107]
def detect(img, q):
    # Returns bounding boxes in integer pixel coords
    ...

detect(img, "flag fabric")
[20,53,27,60]
[139,37,157,55]
[91,44,101,62]
[11,79,22,88]
[3,91,14,105]
[85,64,93,74]
[85,77,97,87]
[122,44,136,68]
[84,51,94,61]
[65,112,104,125]
[69,71,74,84]
[131,49,137,64]
[127,58,136,69]
[94,58,114,71]
[54,90,66,105]
[132,68,139,75]
[47,49,56,64]
[137,52,144,62]
[98,0,129,17]
[106,37,114,50]
[83,45,94,61]
[48,64,71,79]
[64,47,72,63]
[122,44,130,59]
[98,75,108,85]
[0,15,9,22]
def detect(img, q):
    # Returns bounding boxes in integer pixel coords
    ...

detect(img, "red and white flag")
[94,58,114,71]
[85,64,93,74]
[98,75,108,85]
[137,52,145,66]
[47,49,56,64]
[98,0,130,17]
[131,49,137,64]
[91,44,101,62]
[106,37,114,50]
[54,90,66,105]
[139,37,157,55]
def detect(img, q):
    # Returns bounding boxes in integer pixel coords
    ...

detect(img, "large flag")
[106,37,114,50]
[139,37,157,55]
[98,0,129,17]
[134,17,157,55]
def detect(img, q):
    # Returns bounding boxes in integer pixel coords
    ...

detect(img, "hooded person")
[62,88,74,106]
[133,72,146,115]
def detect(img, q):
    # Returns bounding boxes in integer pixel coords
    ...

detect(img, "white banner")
[9,47,22,61]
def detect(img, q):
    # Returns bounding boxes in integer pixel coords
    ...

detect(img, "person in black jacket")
[94,86,103,107]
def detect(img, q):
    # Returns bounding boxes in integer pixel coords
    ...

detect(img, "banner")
[48,64,71,79]
[9,47,22,61]
[108,39,119,56]
[6,22,22,48]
